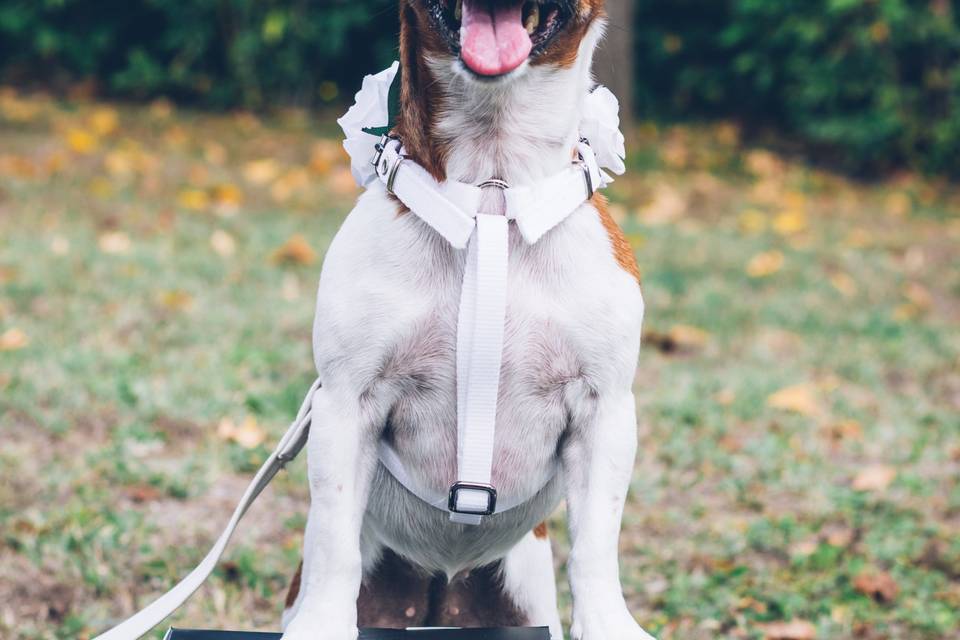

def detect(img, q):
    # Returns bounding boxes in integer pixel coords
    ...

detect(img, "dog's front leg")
[281,382,382,640]
[564,391,656,640]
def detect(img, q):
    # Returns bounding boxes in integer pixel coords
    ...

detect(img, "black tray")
[165,627,550,640]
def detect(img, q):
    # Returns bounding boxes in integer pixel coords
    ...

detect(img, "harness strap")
[92,378,322,640]
[373,138,604,525]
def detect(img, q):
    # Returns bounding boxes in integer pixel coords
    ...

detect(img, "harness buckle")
[448,481,498,516]
[370,134,394,168]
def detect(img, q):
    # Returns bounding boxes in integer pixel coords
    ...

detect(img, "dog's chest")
[313,187,642,501]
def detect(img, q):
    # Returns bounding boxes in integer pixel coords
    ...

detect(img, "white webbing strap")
[374,138,602,524]
[92,378,322,640]
[451,213,509,524]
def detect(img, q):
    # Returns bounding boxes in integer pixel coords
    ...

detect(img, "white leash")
[92,378,322,640]
[372,136,605,525]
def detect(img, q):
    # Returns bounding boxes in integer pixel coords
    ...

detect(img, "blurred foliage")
[0,0,398,108]
[635,0,960,175]
[0,0,959,175]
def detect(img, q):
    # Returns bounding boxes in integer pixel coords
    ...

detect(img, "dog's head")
[396,0,606,179]
[410,0,604,79]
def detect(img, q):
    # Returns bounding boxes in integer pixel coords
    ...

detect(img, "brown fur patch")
[394,1,450,182]
[285,561,303,609]
[354,548,528,629]
[533,521,549,539]
[532,0,605,70]
[592,193,640,283]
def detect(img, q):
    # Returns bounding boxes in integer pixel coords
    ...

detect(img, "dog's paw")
[570,603,657,640]
[281,610,358,640]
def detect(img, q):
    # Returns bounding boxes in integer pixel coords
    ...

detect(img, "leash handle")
[92,378,321,640]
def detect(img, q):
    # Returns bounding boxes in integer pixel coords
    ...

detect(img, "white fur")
[281,16,652,640]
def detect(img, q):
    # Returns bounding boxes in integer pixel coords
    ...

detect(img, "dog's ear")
[394,0,448,182]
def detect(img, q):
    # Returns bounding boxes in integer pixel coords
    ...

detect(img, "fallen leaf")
[123,484,163,503]
[243,158,280,186]
[852,465,896,492]
[156,289,193,311]
[639,183,686,224]
[747,250,784,278]
[98,231,131,255]
[745,150,784,179]
[829,272,857,297]
[271,234,316,266]
[88,106,119,136]
[204,142,227,166]
[66,128,98,154]
[210,229,236,257]
[767,383,821,417]
[177,188,210,211]
[738,209,767,234]
[884,192,911,217]
[773,210,807,235]
[668,324,710,350]
[853,571,899,603]
[0,327,29,351]
[328,166,359,195]
[149,98,174,120]
[758,619,817,640]
[310,140,343,175]
[218,416,266,449]
[212,183,243,215]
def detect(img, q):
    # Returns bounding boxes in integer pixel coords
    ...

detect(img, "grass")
[0,90,958,640]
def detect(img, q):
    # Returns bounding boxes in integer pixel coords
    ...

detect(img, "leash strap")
[374,139,603,524]
[92,378,322,640]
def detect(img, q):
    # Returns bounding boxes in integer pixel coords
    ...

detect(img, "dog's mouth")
[426,0,573,77]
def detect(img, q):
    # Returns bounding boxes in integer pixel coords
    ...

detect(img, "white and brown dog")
[280,1,648,638]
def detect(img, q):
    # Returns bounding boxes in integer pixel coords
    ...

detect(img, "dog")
[280,1,648,639]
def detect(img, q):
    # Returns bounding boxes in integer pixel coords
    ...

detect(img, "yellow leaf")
[773,210,807,235]
[738,209,767,235]
[212,183,243,216]
[270,168,310,203]
[271,234,316,266]
[98,231,131,255]
[309,140,343,175]
[88,106,119,136]
[852,465,896,492]
[210,229,236,257]
[204,142,227,166]
[104,150,134,177]
[745,150,784,178]
[758,619,817,640]
[243,158,280,186]
[668,324,710,350]
[0,327,29,351]
[217,416,266,449]
[639,183,686,224]
[177,188,210,211]
[66,128,98,154]
[156,289,193,311]
[884,192,911,217]
[829,272,857,297]
[747,250,784,278]
[767,383,821,417]
[149,98,174,120]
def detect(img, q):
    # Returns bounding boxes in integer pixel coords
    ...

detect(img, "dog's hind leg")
[500,526,564,639]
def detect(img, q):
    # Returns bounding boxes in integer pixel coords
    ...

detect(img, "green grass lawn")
[1,91,958,640]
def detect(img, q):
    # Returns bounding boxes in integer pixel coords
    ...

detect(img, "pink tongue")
[460,0,533,76]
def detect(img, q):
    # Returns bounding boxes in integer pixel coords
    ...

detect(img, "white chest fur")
[311,180,642,574]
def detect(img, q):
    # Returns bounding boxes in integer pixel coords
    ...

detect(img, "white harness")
[370,135,606,524]
[92,134,610,640]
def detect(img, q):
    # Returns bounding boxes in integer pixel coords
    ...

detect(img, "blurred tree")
[594,0,635,133]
